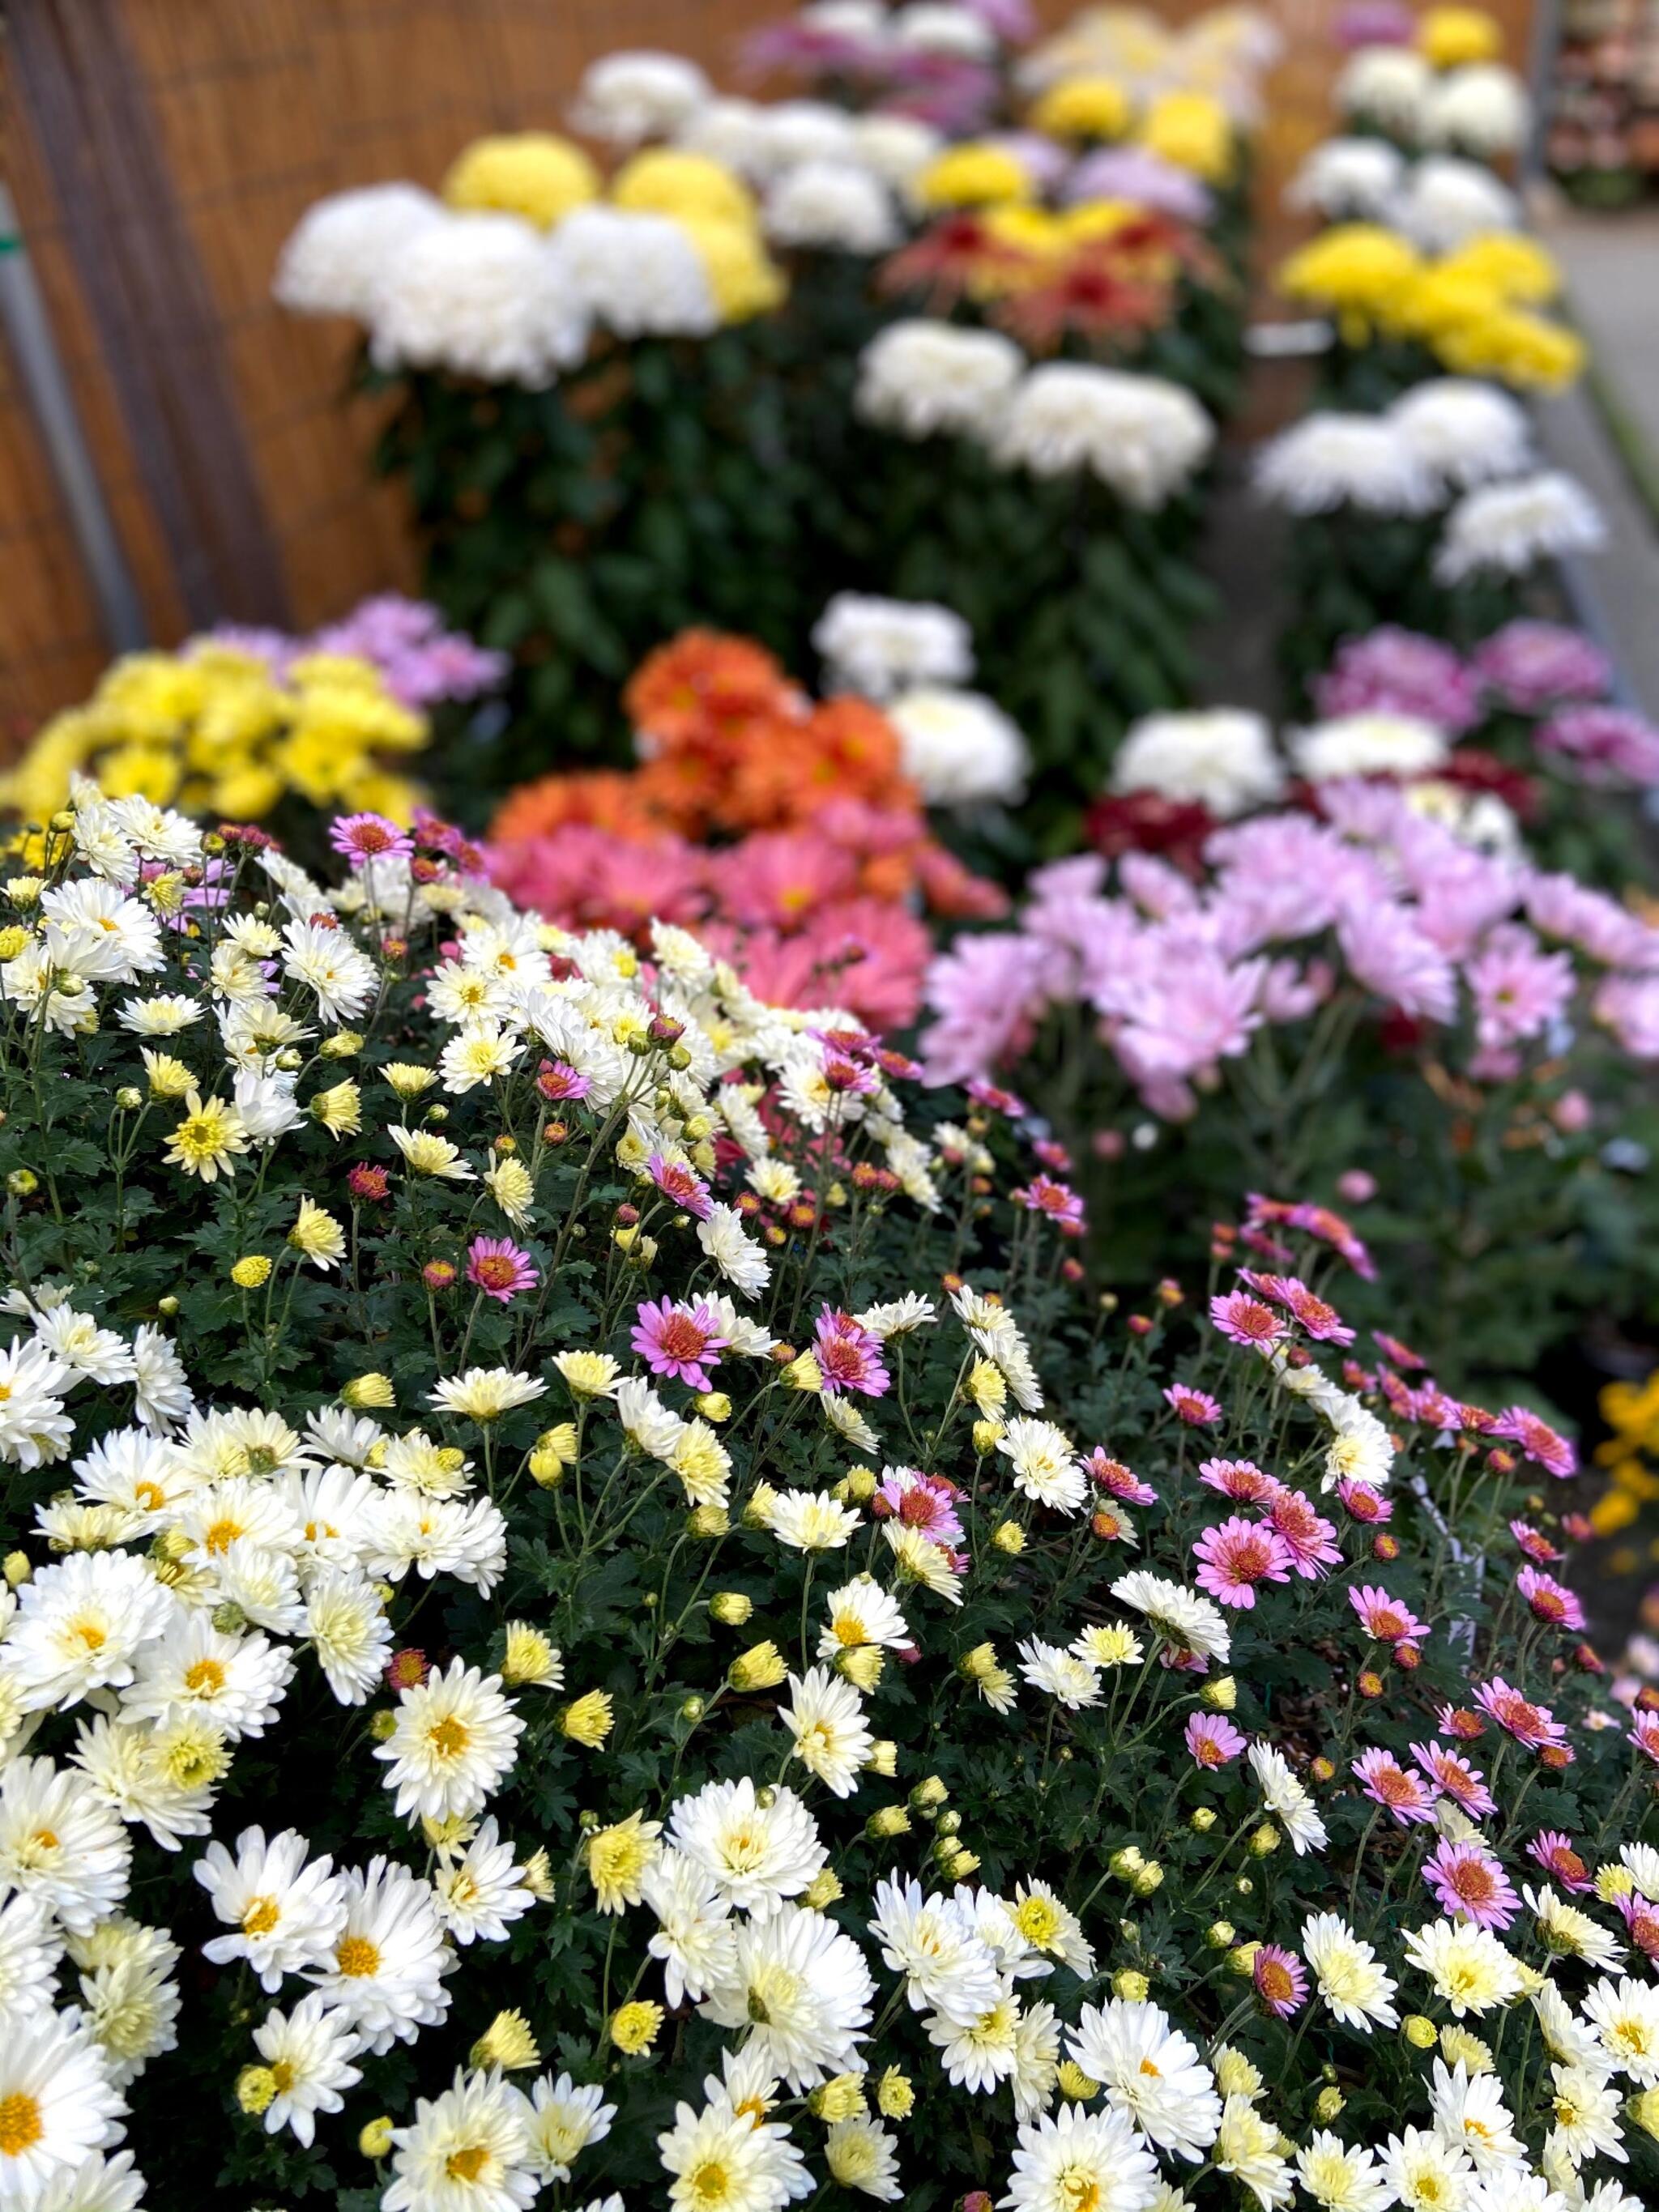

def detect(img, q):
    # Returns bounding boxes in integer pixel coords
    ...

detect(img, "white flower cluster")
[856,322,1215,509]
[1435,470,1608,583]
[1256,378,1534,516]
[1286,139,1519,249]
[675,96,942,192]
[1335,49,1531,153]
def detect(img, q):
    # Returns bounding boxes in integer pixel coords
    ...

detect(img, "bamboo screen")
[0,0,1535,749]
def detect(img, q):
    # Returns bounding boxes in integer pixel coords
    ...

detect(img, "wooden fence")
[0,0,1534,748]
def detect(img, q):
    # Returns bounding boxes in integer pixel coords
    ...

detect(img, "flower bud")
[1372,1532,1401,1562]
[2,1553,30,1588]
[1201,1674,1237,1711]
[343,1372,394,1409]
[115,1087,143,1110]
[1631,2086,1659,2142]
[1227,1943,1260,1979]
[1189,1805,1218,1833]
[868,1805,911,1839]
[710,1592,753,1626]
[1233,1874,1254,1896]
[802,1869,844,1909]
[867,1739,898,1778]
[158,1295,179,1316]
[369,1709,398,1742]
[911,1775,949,1812]
[842,1465,877,1503]
[1248,1823,1281,1857]
[1108,1846,1145,1881]
[991,1520,1025,1555]
[1311,1756,1336,1783]
[236,2066,278,2115]
[876,2067,915,2120]
[1402,2014,1439,2050]
[728,1641,788,1694]
[693,1391,732,1423]
[972,1418,1006,1456]
[471,2009,539,2072]
[1130,1863,1164,1896]
[809,2076,867,2123]
[1111,1970,1149,2001]
[1206,1920,1235,1949]
[360,2117,394,2159]
[1056,2061,1099,2101]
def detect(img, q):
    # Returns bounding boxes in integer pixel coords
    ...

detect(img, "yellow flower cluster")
[441,132,785,325]
[1028,75,1134,143]
[1001,80,1235,181]
[0,645,429,826]
[1590,1370,1659,1536]
[1416,5,1504,68]
[1277,224,1585,391]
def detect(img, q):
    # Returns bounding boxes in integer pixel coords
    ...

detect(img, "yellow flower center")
[203,1517,242,1554]
[185,1658,227,1695]
[446,2145,491,2184]
[428,1716,471,1760]
[134,1481,165,1511]
[270,2061,295,2094]
[689,2159,731,2205]
[242,1896,281,1937]
[0,2093,43,2159]
[335,1934,381,1978]
[70,1618,107,1652]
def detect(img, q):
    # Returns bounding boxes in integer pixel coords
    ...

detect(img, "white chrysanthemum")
[1111,1569,1231,1664]
[70,1712,221,1852]
[1292,711,1451,782]
[1296,2130,1392,2212]
[77,1937,181,2088]
[1422,64,1530,154]
[30,2149,145,2212]
[672,95,780,179]
[759,97,864,174]
[41,878,164,981]
[429,1368,546,1421]
[638,1845,737,2010]
[1380,2125,1473,2212]
[1256,414,1437,517]
[1337,45,1432,130]
[370,213,591,388]
[1403,1920,1525,2017]
[697,1202,772,1297]
[1247,1743,1328,1853]
[996,364,1213,507]
[275,182,444,321]
[1002,2099,1160,2212]
[770,1490,862,1552]
[668,1776,827,1918]
[893,2,996,57]
[814,592,975,701]
[1017,1639,1102,1708]
[309,1856,454,2054]
[1543,2058,1624,2171]
[521,2070,615,2187]
[1435,471,1606,582]
[569,49,710,146]
[818,1575,911,1658]
[1581,1975,1659,2084]
[855,319,1024,441]
[871,1871,1003,2024]
[1069,1999,1221,2162]
[0,2010,127,2204]
[1524,1883,1626,1971]
[764,160,898,253]
[194,1825,349,1990]
[1388,378,1532,492]
[885,687,1029,807]
[301,1567,394,1704]
[0,1337,75,1470]
[0,1890,65,2025]
[433,1818,536,1948]
[825,2115,902,2201]
[656,2089,812,2212]
[1391,155,1519,249]
[855,1292,937,1339]
[1112,708,1285,819]
[1286,136,1405,219]
[545,205,718,339]
[781,1666,874,1796]
[701,1903,875,2091]
[0,1756,133,1934]
[0,1552,175,1713]
[31,1306,137,1387]
[385,2067,536,2212]
[853,110,945,189]
[374,1657,522,1822]
[996,1419,1084,1513]
[122,1607,292,1738]
[1301,1911,1399,2030]
[249,1993,362,2148]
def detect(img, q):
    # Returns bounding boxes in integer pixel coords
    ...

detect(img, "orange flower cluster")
[879,207,1218,356]
[488,629,998,918]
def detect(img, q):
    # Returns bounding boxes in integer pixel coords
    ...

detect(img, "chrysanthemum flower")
[1163,1383,1221,1426]
[812,1308,889,1398]
[1252,1943,1307,2017]
[1185,1712,1247,1767]
[1350,1584,1430,1646]
[465,1238,539,1305]
[329,812,413,865]
[1192,1517,1294,1609]
[1422,1839,1520,1930]
[629,1298,731,1392]
[1515,1565,1584,1631]
[1527,1829,1595,1894]
[1353,1748,1439,1825]
[1473,1675,1568,1750]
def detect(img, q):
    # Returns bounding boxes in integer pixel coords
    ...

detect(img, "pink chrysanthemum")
[1337,1478,1392,1524]
[465,1236,539,1304]
[1353,1747,1439,1825]
[1526,1830,1594,1894]
[1164,1383,1222,1426]
[330,812,414,865]
[968,1079,1028,1117]
[1243,1271,1355,1345]
[536,1057,594,1104]
[422,1260,458,1292]
[1209,1290,1283,1348]
[1252,1944,1307,2018]
[1617,1889,1659,1961]
[813,1307,890,1398]
[1422,1839,1520,1931]
[630,1297,730,1391]
[871,1468,965,1549]
[1265,1488,1343,1579]
[1198,1458,1276,1505]
[1185,1712,1247,1768]
[1013,1175,1085,1235]
[1491,1404,1576,1478]
[1628,1710,1659,1765]
[647,1151,713,1221]
[1081,1450,1157,1507]
[1192,1515,1294,1609]
[1473,1676,1568,1751]
[1515,1566,1585,1633]
[1510,1518,1563,1566]
[1435,1704,1486,1742]
[1410,1741,1495,1818]
[1408,1381,1465,1431]
[1373,1329,1426,1370]
[1350,1585,1429,1646]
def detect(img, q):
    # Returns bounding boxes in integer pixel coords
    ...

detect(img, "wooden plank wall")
[0,0,1536,751]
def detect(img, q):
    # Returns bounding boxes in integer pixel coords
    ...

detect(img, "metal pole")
[0,179,147,653]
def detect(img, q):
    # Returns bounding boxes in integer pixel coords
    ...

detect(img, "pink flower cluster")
[209,593,505,709]
[921,791,1659,1112]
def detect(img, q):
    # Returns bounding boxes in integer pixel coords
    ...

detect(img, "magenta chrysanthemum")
[630,1297,731,1391]
[465,1236,539,1304]
[1422,1839,1520,1931]
[329,812,414,864]
[812,1307,889,1398]
[1192,1515,1294,1609]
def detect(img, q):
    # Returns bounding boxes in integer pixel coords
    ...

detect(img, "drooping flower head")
[1473,1675,1568,1751]
[1515,1566,1584,1632]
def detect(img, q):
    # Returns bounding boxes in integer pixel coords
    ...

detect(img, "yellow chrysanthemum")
[1278,224,1423,328]
[1440,232,1561,305]
[611,148,757,229]
[1029,75,1133,142]
[915,142,1035,210]
[1417,6,1504,68]
[442,132,600,228]
[1135,92,1234,182]
[672,213,787,322]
